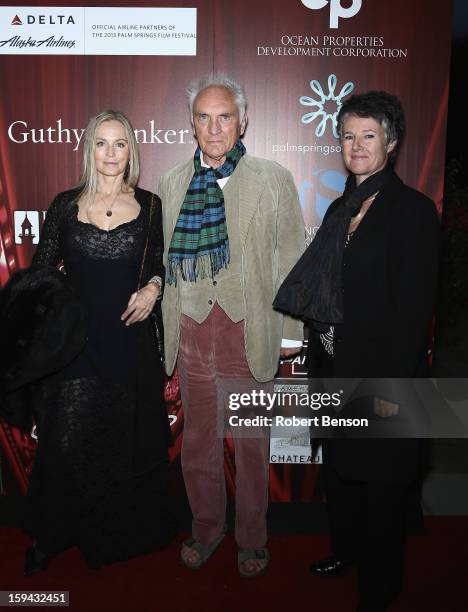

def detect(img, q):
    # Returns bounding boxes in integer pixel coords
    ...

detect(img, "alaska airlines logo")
[11,15,22,26]
[300,0,362,29]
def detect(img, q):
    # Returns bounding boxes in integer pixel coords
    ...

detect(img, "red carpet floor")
[1,518,467,612]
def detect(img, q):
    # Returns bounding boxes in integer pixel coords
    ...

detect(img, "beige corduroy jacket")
[159,154,305,382]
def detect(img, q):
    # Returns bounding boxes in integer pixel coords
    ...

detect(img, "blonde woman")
[24,110,175,573]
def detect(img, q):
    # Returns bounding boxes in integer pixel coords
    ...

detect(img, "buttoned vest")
[179,174,245,323]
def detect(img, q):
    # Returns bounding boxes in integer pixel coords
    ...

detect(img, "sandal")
[180,531,226,569]
[238,547,270,577]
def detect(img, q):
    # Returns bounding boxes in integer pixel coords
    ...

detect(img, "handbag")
[150,304,165,368]
[137,194,165,366]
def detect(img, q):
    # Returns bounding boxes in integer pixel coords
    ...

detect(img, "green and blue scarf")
[166,140,246,285]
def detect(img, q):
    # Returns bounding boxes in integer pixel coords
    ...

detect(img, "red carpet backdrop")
[0,0,453,499]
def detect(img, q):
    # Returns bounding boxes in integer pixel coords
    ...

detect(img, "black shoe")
[24,544,49,576]
[309,555,354,578]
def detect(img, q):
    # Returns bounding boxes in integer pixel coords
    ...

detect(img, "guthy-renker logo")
[301,0,362,29]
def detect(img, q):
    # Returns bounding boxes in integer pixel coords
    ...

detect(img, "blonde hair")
[78,109,140,196]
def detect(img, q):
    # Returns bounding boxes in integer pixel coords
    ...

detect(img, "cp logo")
[301,0,362,29]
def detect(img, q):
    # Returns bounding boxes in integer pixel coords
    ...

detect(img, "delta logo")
[9,13,76,26]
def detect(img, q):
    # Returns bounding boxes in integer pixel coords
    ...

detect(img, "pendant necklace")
[100,189,121,217]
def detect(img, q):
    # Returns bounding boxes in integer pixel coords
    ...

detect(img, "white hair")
[187,74,247,121]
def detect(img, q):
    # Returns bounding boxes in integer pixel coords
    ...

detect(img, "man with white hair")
[159,75,304,576]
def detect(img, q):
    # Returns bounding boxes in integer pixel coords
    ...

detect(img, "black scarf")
[273,164,395,326]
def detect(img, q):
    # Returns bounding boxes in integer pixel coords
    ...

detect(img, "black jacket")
[307,172,441,482]
[0,265,87,429]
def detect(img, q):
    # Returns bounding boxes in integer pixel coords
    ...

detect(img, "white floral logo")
[300,74,354,138]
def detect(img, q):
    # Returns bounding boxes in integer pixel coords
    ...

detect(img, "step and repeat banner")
[0,0,452,499]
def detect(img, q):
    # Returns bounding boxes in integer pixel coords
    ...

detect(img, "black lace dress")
[25,187,176,568]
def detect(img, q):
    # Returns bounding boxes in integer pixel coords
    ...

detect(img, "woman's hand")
[121,283,160,326]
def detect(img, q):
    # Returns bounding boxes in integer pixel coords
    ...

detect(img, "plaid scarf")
[166,140,246,285]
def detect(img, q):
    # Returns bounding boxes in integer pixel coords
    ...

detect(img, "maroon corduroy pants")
[178,303,270,549]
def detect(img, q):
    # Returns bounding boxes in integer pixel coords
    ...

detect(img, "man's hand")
[373,397,399,418]
[280,347,302,360]
[121,283,160,326]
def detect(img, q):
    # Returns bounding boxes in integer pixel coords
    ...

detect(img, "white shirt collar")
[199,151,230,187]
[200,151,210,168]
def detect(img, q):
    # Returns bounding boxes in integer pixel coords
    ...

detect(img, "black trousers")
[324,456,417,609]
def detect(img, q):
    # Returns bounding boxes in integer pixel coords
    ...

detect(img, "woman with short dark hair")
[275,91,440,611]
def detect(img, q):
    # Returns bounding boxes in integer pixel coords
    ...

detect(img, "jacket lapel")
[167,161,194,240]
[345,172,402,252]
[236,156,266,246]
